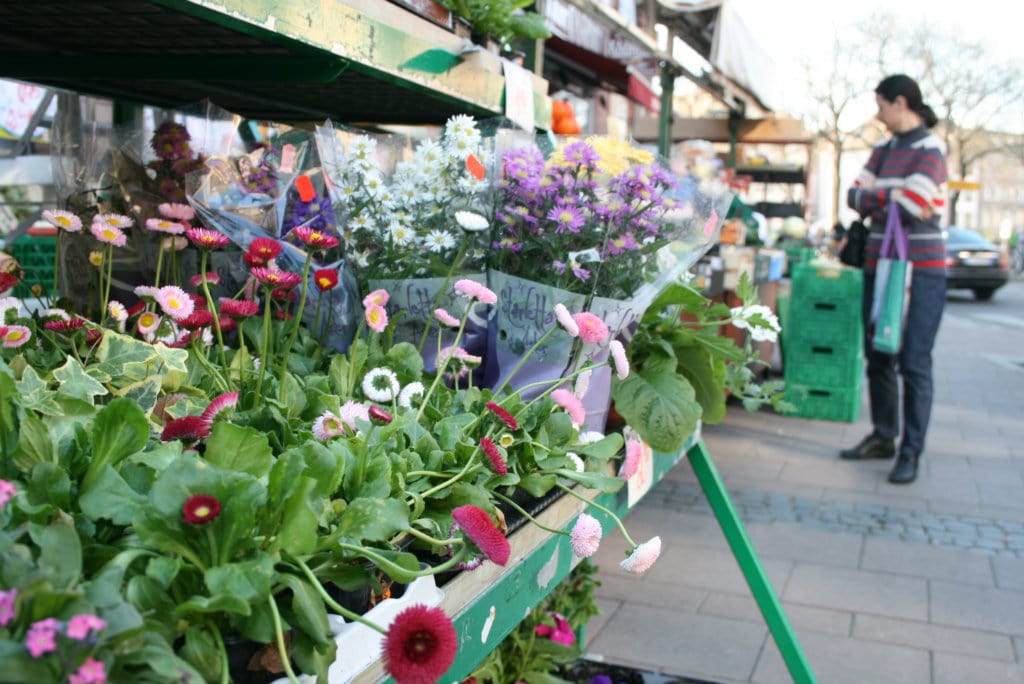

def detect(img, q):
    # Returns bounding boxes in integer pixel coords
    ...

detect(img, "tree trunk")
[832,137,843,226]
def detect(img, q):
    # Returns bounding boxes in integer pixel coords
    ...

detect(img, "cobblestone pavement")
[645,478,1024,558]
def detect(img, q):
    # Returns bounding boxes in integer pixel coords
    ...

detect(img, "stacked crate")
[781,261,864,422]
[8,229,58,298]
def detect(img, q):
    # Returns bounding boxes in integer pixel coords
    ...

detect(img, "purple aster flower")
[561,140,601,168]
[547,203,585,234]
[571,263,591,282]
[552,260,566,275]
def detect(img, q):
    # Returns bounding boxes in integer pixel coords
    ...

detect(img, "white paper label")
[503,59,536,132]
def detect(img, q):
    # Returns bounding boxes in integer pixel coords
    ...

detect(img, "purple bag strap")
[880,201,908,260]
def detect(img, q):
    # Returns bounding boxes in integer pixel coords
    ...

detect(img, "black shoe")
[839,433,896,460]
[888,453,919,484]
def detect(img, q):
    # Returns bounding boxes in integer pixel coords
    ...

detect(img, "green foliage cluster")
[439,0,551,49]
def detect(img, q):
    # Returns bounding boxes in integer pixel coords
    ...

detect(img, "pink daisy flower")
[620,536,662,575]
[554,303,579,337]
[572,312,609,345]
[312,410,347,440]
[293,226,340,249]
[42,209,82,233]
[156,285,195,321]
[177,309,215,330]
[250,267,302,290]
[0,480,16,510]
[69,657,107,684]
[365,303,388,333]
[145,218,186,234]
[218,298,260,318]
[43,318,85,333]
[433,308,460,328]
[339,400,370,434]
[609,339,629,379]
[200,392,238,427]
[158,202,195,221]
[136,311,161,337]
[570,513,602,558]
[573,369,592,399]
[186,227,230,249]
[134,285,161,302]
[189,272,221,288]
[551,388,586,426]
[160,415,211,443]
[451,505,510,566]
[362,288,389,308]
[66,614,106,641]
[454,278,497,305]
[382,605,457,684]
[90,222,127,247]
[368,405,394,424]
[479,437,508,476]
[0,587,16,626]
[620,438,642,479]
[25,618,60,658]
[162,236,189,252]
[93,213,133,229]
[1,325,31,348]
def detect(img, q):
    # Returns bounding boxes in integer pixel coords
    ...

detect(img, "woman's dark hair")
[876,74,939,128]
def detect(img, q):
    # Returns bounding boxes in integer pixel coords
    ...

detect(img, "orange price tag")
[466,154,486,180]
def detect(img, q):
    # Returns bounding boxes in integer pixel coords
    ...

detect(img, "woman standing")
[840,74,948,484]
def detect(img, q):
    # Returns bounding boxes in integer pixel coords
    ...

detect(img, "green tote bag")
[870,202,912,354]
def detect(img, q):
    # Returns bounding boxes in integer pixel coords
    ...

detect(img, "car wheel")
[973,287,995,301]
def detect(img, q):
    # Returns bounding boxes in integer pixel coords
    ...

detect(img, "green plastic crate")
[8,233,57,298]
[785,298,863,346]
[782,378,862,423]
[783,246,815,276]
[784,340,863,387]
[790,261,862,300]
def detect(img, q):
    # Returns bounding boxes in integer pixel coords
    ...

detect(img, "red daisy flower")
[185,227,230,249]
[313,268,338,291]
[368,405,393,425]
[250,267,302,290]
[248,237,282,260]
[177,309,215,330]
[218,298,260,318]
[126,301,146,318]
[485,401,518,430]
[0,272,19,292]
[44,318,86,333]
[182,494,222,525]
[160,415,211,443]
[271,287,297,302]
[218,316,237,333]
[293,226,340,250]
[479,437,508,476]
[382,604,457,684]
[275,310,294,321]
[243,251,266,268]
[188,292,208,309]
[85,328,103,346]
[451,505,510,566]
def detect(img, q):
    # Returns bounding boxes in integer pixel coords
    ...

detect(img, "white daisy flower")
[425,230,456,253]
[361,367,400,403]
[398,381,425,409]
[42,307,71,321]
[455,210,488,232]
[567,452,585,473]
[389,222,414,247]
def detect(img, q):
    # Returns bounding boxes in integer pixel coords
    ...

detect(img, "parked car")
[944,227,1009,300]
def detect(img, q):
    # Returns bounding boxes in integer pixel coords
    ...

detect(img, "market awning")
[544,34,659,113]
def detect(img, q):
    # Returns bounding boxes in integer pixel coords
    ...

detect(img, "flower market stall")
[0,3,814,684]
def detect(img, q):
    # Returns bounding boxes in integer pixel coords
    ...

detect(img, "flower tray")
[269,574,444,684]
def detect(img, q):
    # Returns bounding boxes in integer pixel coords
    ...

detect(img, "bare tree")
[871,14,1024,223]
[800,32,874,225]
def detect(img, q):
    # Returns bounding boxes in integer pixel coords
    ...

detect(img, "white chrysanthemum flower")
[389,222,414,247]
[424,230,456,253]
[455,210,488,232]
[415,139,443,165]
[349,135,377,162]
[350,213,372,232]
[352,250,370,268]
[361,367,400,403]
[577,430,605,445]
[398,381,425,409]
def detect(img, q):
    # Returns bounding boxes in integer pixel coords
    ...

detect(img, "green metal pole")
[687,441,818,684]
[658,61,675,159]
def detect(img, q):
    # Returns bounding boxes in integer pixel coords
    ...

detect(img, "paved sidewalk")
[583,281,1024,684]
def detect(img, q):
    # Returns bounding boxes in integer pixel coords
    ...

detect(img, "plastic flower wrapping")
[483,131,734,429]
[313,116,496,367]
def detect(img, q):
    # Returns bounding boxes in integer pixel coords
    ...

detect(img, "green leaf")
[642,282,708,324]
[0,642,58,681]
[279,371,307,420]
[52,356,108,402]
[574,433,623,462]
[204,422,273,478]
[11,415,56,471]
[204,555,274,605]
[110,375,162,416]
[175,592,252,617]
[276,476,319,555]
[334,497,410,542]
[27,462,71,510]
[612,366,701,453]
[385,341,424,382]
[675,345,727,424]
[277,574,331,645]
[84,397,149,491]
[542,412,575,448]
[363,547,422,583]
[13,365,61,415]
[518,472,557,497]
[29,517,81,588]
[79,465,147,524]
[556,470,624,493]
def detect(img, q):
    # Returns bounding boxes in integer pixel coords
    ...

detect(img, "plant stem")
[491,322,560,397]
[278,252,313,400]
[208,621,230,684]
[291,555,386,635]
[415,302,471,423]
[416,239,467,354]
[492,490,569,536]
[153,238,165,288]
[205,525,221,568]
[101,243,114,318]
[253,288,273,406]
[267,595,303,684]
[416,458,481,501]
[555,482,637,547]
[198,251,229,373]
[404,526,461,547]
[51,230,61,302]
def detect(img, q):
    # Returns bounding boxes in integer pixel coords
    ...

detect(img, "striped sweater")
[847,125,948,275]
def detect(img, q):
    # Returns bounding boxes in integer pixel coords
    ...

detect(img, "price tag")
[626,440,655,508]
[503,59,536,132]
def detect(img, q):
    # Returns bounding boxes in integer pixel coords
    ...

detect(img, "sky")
[726,0,1023,119]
